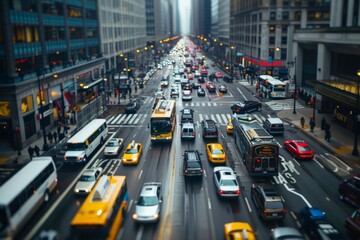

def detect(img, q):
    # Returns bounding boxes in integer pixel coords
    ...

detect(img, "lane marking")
[237,87,247,100]
[207,198,212,210]
[313,158,324,168]
[138,170,143,179]
[244,197,252,212]
[283,184,312,207]
[127,199,133,213]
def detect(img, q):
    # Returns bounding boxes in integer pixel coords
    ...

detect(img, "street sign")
[268,56,273,63]
[236,52,244,57]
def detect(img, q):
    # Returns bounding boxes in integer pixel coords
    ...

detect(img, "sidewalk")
[0,124,77,165]
[239,79,360,174]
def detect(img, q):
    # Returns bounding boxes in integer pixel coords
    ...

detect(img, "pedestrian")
[300,116,305,128]
[47,132,53,144]
[325,128,331,142]
[53,132,58,143]
[34,145,40,157]
[28,146,34,159]
[321,117,327,130]
[57,125,61,136]
[310,118,316,133]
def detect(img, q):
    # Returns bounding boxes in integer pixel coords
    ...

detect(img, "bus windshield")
[151,119,172,134]
[66,143,86,151]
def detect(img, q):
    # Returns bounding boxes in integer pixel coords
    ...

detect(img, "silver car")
[74,167,103,195]
[133,182,162,223]
[213,167,240,197]
[104,138,124,157]
[270,227,304,240]
[182,90,192,101]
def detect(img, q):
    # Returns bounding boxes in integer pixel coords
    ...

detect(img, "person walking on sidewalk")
[310,118,316,133]
[325,123,331,142]
[53,132,58,143]
[321,117,327,130]
[34,145,40,157]
[28,146,34,159]
[300,117,305,128]
[47,132,53,144]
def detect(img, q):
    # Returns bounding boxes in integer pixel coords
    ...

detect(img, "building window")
[13,26,39,43]
[308,11,330,21]
[281,48,287,60]
[21,95,34,113]
[294,11,301,21]
[281,36,287,44]
[283,0,290,6]
[269,37,275,44]
[270,0,276,6]
[10,0,37,12]
[282,11,289,20]
[68,6,82,18]
[269,25,275,32]
[270,12,276,20]
[42,2,63,15]
[0,102,11,118]
[36,88,48,106]
[70,27,84,39]
[23,113,36,139]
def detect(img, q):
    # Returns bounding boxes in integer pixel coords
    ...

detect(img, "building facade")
[0,0,106,151]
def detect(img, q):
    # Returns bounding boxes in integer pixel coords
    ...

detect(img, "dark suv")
[339,173,360,207]
[180,108,194,124]
[183,150,203,177]
[201,119,218,139]
[125,100,140,114]
[251,185,286,220]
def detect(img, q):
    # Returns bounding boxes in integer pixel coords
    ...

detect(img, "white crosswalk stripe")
[108,113,148,126]
[266,99,305,111]
[215,114,222,124]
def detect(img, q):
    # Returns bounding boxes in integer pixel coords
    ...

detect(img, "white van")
[263,118,284,135]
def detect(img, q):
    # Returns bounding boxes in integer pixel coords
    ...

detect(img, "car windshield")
[79,175,95,182]
[237,102,245,107]
[212,149,223,154]
[298,146,311,151]
[126,148,138,154]
[138,196,158,206]
[66,142,86,151]
[220,179,237,186]
[107,141,118,147]
[187,161,201,168]
[151,119,172,134]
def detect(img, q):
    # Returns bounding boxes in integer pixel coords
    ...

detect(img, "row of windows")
[9,163,55,216]
[87,123,107,145]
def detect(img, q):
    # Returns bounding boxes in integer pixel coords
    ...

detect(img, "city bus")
[258,75,287,99]
[64,119,108,163]
[233,114,279,176]
[71,175,128,240]
[150,99,176,142]
[0,157,57,239]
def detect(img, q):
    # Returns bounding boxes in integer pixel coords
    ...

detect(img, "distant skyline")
[178,0,191,34]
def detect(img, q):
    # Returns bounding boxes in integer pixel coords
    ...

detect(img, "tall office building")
[230,0,331,77]
[0,0,105,150]
[292,0,360,133]
[191,0,211,37]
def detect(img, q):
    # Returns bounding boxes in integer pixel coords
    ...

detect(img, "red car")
[284,140,314,160]
[346,209,360,237]
[206,81,212,89]
[215,72,223,78]
[188,74,194,80]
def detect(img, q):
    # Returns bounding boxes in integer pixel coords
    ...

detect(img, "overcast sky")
[178,0,191,34]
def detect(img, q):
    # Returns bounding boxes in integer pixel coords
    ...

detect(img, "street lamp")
[352,69,360,156]
[36,68,49,151]
[287,57,297,114]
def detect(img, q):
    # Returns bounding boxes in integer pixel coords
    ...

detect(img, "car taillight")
[235,190,240,195]
[264,210,268,216]
[184,170,188,173]
[200,169,203,173]
[219,190,224,195]
[283,209,287,214]
[192,132,195,136]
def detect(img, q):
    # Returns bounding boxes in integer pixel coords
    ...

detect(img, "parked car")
[213,167,240,197]
[74,167,103,195]
[339,173,360,207]
[224,222,255,240]
[345,209,360,238]
[283,140,314,160]
[231,101,262,114]
[133,182,162,223]
[251,185,286,220]
[104,138,124,157]
[183,150,203,177]
[197,87,206,97]
[125,100,141,114]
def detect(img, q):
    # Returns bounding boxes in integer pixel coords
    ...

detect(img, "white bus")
[64,119,108,163]
[0,157,57,239]
[258,75,287,99]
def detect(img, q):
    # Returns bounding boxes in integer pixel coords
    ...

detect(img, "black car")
[299,207,345,240]
[231,100,262,114]
[183,150,203,177]
[208,84,216,93]
[197,87,206,97]
[339,173,360,207]
[125,100,140,113]
[183,83,193,92]
[201,119,218,139]
[251,185,286,220]
[192,82,200,89]
[198,76,205,83]
[181,108,194,124]
[223,76,234,83]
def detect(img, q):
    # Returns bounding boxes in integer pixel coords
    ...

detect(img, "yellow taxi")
[122,141,142,165]
[226,118,233,134]
[206,143,226,164]
[224,222,256,240]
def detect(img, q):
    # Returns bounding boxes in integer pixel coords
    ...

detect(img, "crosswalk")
[266,99,305,111]
[106,112,281,127]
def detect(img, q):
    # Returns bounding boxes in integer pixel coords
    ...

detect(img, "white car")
[173,74,181,84]
[133,182,162,223]
[155,88,164,97]
[74,167,103,195]
[104,138,124,157]
[213,166,240,198]
[160,78,169,87]
[182,90,192,101]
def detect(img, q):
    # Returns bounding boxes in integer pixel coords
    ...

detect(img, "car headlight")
[132,214,138,219]
[75,189,79,193]
[153,214,159,219]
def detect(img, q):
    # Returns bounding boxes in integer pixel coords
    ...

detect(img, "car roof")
[207,143,223,149]
[140,182,161,197]
[292,140,308,146]
[183,90,191,94]
[182,122,195,128]
[82,168,101,176]
[214,167,236,180]
[266,117,283,124]
[184,150,200,161]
